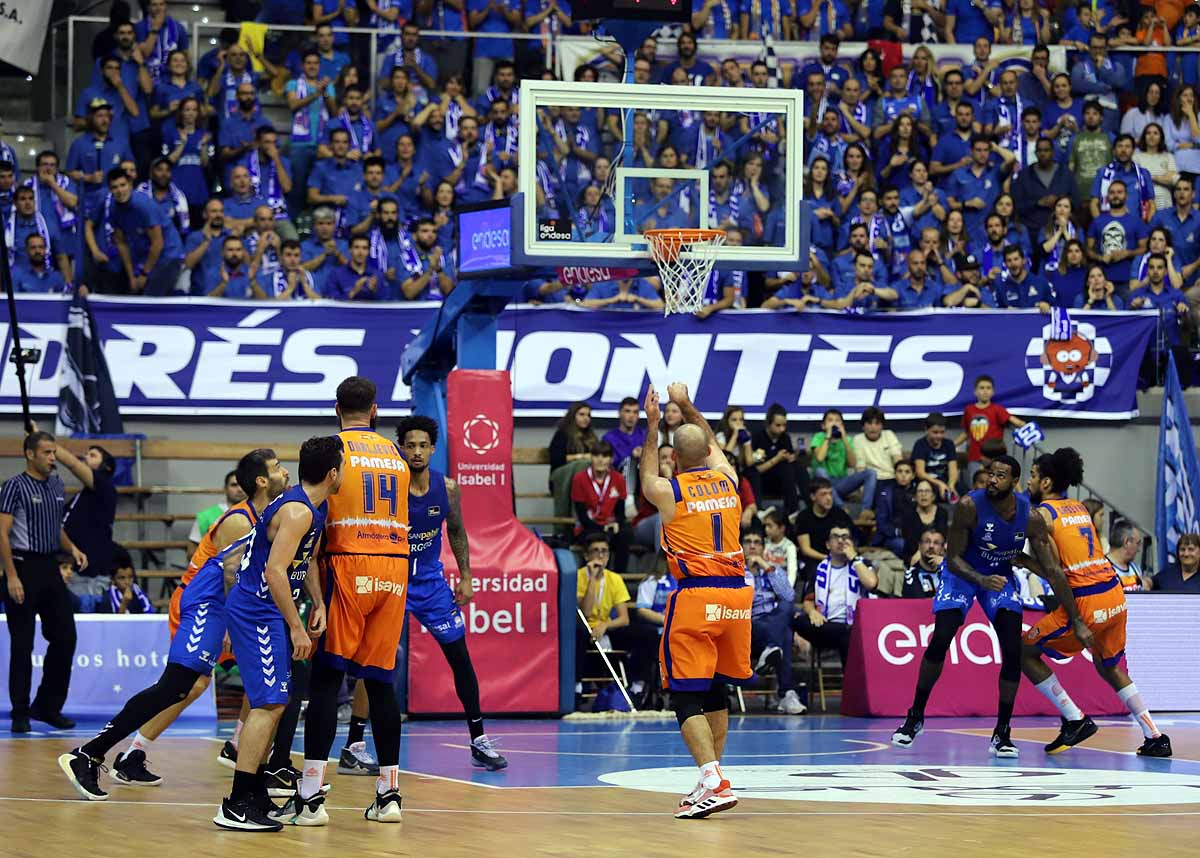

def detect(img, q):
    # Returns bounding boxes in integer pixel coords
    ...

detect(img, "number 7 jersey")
[325,428,411,555]
[1036,497,1114,588]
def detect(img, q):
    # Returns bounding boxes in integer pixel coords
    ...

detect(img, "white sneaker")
[365,789,403,822]
[776,689,806,715]
[674,780,737,819]
[271,792,329,826]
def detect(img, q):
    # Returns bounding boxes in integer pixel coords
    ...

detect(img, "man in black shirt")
[912,412,958,502]
[793,477,855,584]
[59,443,118,599]
[750,403,806,515]
[0,432,88,733]
[902,528,946,598]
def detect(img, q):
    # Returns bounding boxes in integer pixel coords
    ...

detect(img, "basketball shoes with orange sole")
[674,780,737,819]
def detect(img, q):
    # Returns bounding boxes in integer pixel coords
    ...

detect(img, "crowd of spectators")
[12,2,1196,356]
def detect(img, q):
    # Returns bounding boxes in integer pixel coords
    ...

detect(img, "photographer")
[811,409,876,513]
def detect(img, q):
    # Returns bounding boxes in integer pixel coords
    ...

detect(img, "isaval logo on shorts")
[356,576,405,598]
[705,604,751,622]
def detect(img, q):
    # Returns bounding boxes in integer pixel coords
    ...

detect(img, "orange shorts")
[1023,578,1127,667]
[660,579,753,691]
[318,553,410,680]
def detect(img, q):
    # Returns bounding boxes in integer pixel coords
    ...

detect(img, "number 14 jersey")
[326,428,411,556]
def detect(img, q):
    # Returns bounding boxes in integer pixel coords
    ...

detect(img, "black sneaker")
[364,789,403,822]
[891,710,924,748]
[270,791,330,826]
[262,765,300,798]
[11,717,30,734]
[1137,733,1173,758]
[470,735,508,771]
[217,740,238,770]
[1044,716,1098,754]
[30,708,75,729]
[338,742,380,775]
[58,748,108,801]
[113,749,163,786]
[213,795,283,832]
[989,727,1019,758]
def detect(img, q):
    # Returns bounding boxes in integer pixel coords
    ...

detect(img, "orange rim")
[644,228,726,263]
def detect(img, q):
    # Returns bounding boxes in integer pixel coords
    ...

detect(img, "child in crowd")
[956,375,1025,486]
[100,549,154,614]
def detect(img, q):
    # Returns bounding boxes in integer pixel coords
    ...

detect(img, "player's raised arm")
[1026,509,1094,649]
[666,382,736,481]
[945,495,1005,592]
[263,502,316,660]
[640,386,674,515]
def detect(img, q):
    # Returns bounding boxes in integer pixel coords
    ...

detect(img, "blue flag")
[55,292,124,437]
[1155,352,1200,574]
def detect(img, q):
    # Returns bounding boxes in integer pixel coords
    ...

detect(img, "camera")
[830,425,842,439]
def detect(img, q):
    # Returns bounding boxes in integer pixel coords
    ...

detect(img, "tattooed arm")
[445,476,473,605]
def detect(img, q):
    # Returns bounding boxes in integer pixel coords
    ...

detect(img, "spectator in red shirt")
[955,375,1026,487]
[571,440,632,572]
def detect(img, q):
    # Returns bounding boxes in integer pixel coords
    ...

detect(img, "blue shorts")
[226,587,292,707]
[167,590,226,676]
[932,571,1022,623]
[407,568,465,645]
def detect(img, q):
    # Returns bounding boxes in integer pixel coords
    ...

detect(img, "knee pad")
[160,663,203,701]
[674,691,705,727]
[923,611,963,665]
[702,682,728,713]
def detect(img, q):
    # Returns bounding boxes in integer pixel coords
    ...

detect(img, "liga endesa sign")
[406,370,560,714]
[842,600,1125,717]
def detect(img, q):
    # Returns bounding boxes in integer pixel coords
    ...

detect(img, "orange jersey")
[324,428,412,555]
[661,468,744,580]
[182,500,259,586]
[1038,498,1114,588]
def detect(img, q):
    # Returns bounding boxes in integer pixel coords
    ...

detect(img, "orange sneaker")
[674,779,737,819]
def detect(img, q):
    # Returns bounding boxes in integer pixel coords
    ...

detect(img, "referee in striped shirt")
[0,431,88,733]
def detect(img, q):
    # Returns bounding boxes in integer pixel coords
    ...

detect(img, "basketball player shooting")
[640,382,751,820]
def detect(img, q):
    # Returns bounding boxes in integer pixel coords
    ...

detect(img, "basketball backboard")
[512,79,808,272]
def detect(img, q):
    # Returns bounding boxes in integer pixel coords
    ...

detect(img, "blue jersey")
[961,488,1030,578]
[235,484,327,602]
[186,533,251,604]
[408,470,449,580]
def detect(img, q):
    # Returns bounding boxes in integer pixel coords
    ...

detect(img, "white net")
[645,229,727,316]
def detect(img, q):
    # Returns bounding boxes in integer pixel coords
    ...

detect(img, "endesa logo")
[876,619,1095,666]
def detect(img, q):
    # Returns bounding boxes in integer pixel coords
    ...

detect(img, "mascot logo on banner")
[1025,320,1112,405]
[462,413,501,455]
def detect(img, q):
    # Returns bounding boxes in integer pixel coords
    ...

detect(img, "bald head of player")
[335,375,378,428]
[672,424,710,471]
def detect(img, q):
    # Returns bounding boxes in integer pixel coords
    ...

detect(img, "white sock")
[1118,683,1160,739]
[300,759,326,800]
[699,760,722,790]
[121,731,153,760]
[1034,675,1084,721]
[231,719,245,749]
[377,764,399,796]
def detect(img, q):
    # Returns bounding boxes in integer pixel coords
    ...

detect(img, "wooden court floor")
[2,716,1199,858]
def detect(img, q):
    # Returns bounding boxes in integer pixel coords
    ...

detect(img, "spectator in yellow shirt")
[575,533,632,693]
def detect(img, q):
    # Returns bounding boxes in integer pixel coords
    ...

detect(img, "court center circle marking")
[439,739,891,758]
[598,764,1200,807]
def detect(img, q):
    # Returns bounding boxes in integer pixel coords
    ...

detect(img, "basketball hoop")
[644,228,727,316]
